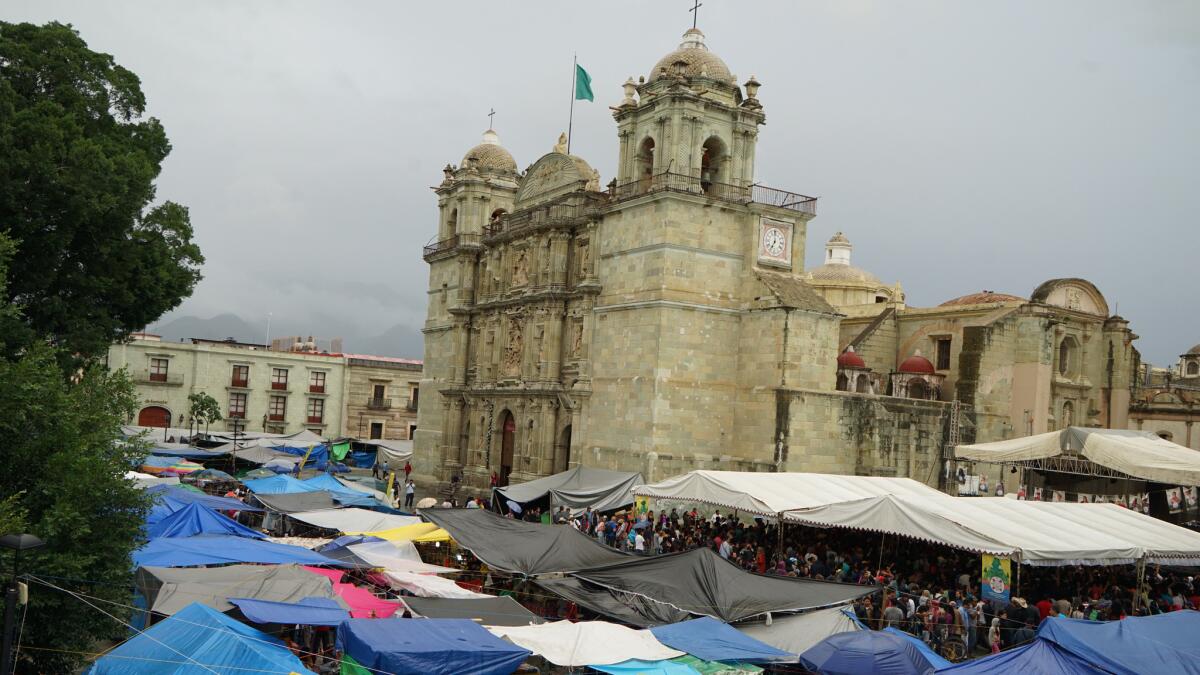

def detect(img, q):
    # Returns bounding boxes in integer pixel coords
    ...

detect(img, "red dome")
[837,349,867,369]
[899,353,935,374]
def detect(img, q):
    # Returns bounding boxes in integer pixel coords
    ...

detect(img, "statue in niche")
[504,320,523,375]
[571,321,583,357]
[578,242,591,279]
[534,325,545,376]
[512,249,529,287]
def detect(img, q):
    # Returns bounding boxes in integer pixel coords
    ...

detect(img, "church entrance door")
[499,411,515,487]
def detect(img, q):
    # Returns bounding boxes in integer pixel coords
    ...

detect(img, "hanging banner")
[1052,490,1066,503]
[1076,493,1091,503]
[1128,494,1142,512]
[1141,493,1151,514]
[1032,487,1043,502]
[981,555,1012,604]
[1017,485,1027,500]
[1167,488,1184,514]
[1185,487,1198,509]
[1115,494,1128,509]
[634,496,649,515]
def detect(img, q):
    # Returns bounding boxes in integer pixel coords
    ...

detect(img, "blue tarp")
[350,450,376,468]
[1035,611,1200,675]
[337,618,531,675]
[147,502,266,539]
[883,628,953,671]
[230,596,350,626]
[935,638,1102,674]
[302,475,384,508]
[273,443,330,465]
[593,660,699,675]
[650,616,795,663]
[800,630,937,675]
[133,534,351,568]
[87,601,314,674]
[148,446,230,459]
[243,474,323,494]
[146,484,262,512]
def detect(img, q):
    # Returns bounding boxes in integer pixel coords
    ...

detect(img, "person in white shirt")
[634,531,646,553]
[718,538,732,559]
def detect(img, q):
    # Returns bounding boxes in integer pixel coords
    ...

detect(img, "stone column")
[452,317,470,386]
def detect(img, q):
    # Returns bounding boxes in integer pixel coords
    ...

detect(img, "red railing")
[309,384,325,393]
[271,381,287,390]
[268,413,284,422]
[307,415,323,424]
[231,378,248,388]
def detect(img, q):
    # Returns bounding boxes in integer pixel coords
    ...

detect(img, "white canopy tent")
[383,571,489,599]
[956,427,1200,486]
[783,495,1200,566]
[486,621,684,667]
[736,606,861,656]
[287,508,421,533]
[632,470,951,516]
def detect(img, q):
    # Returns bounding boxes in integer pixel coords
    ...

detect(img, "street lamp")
[0,534,45,675]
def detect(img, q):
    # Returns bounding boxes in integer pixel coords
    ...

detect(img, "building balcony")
[230,378,249,388]
[228,411,246,420]
[405,399,418,412]
[307,415,324,424]
[606,171,818,215]
[422,233,481,261]
[309,384,325,393]
[139,371,183,386]
[268,413,285,422]
[367,397,392,410]
[271,382,289,391]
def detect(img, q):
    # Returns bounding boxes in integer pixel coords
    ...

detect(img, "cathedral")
[416,28,1142,493]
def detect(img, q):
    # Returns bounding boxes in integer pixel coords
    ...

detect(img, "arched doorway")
[555,425,572,473]
[499,411,515,487]
[908,379,928,400]
[138,406,171,428]
[637,137,655,187]
[700,136,728,194]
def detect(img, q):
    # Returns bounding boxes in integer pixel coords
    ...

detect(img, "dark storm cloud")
[6,1,1197,362]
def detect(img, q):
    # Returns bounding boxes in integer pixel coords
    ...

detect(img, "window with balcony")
[306,398,324,424]
[231,364,249,388]
[271,368,289,390]
[149,358,169,382]
[228,392,247,419]
[408,384,419,411]
[309,371,326,393]
[268,395,286,421]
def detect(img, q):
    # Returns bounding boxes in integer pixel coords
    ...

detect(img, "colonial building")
[1128,342,1200,450]
[108,333,422,440]
[416,27,1146,493]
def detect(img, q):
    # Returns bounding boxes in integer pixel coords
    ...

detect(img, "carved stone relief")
[504,318,523,376]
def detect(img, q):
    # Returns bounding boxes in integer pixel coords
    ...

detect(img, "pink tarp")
[302,566,399,618]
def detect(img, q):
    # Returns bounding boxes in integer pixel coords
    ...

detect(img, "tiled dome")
[461,129,517,173]
[649,29,732,82]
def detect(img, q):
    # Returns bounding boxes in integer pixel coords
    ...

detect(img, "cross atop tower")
[488,108,496,130]
[689,0,702,29]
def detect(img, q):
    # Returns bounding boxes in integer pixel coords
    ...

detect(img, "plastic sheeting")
[934,637,1102,674]
[593,660,701,675]
[87,602,314,675]
[487,620,684,667]
[420,507,633,575]
[136,564,338,615]
[384,571,490,599]
[146,502,265,539]
[336,618,530,675]
[254,491,339,513]
[230,596,349,626]
[333,581,401,619]
[402,595,543,626]
[955,427,1200,486]
[1034,611,1200,675]
[348,540,460,574]
[356,438,413,465]
[735,606,862,656]
[882,628,953,671]
[649,617,794,664]
[350,521,451,542]
[799,630,938,675]
[568,547,876,623]
[782,494,1200,565]
[243,474,323,494]
[147,484,262,512]
[494,466,644,514]
[290,508,421,533]
[632,470,951,516]
[133,534,351,568]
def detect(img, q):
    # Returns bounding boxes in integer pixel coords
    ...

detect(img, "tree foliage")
[0,21,203,364]
[188,391,223,428]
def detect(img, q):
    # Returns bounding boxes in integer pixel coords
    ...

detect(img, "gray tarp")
[401,596,544,626]
[355,439,413,465]
[534,577,691,627]
[254,491,338,513]
[494,466,644,514]
[136,564,340,615]
[419,508,633,575]
[565,548,876,624]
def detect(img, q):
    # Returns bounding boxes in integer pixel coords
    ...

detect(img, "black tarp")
[401,596,544,626]
[253,491,338,513]
[562,547,877,624]
[534,577,691,627]
[493,466,644,515]
[419,508,632,575]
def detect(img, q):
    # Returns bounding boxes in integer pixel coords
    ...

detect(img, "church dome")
[808,264,882,284]
[940,291,1025,307]
[899,352,936,374]
[461,129,517,173]
[838,348,867,369]
[1186,343,1200,356]
[648,28,733,82]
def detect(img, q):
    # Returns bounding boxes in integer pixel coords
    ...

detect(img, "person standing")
[404,479,416,509]
[404,460,412,481]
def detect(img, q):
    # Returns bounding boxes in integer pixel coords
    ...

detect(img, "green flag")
[574,63,594,102]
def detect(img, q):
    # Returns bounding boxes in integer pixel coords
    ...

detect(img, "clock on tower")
[758,217,793,268]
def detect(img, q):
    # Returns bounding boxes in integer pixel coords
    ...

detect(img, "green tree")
[0,231,149,673]
[187,391,223,434]
[0,21,203,364]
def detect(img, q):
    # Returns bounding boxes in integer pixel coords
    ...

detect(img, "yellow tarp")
[349,522,451,543]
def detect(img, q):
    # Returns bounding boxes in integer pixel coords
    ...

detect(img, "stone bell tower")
[417,129,520,485]
[613,28,765,189]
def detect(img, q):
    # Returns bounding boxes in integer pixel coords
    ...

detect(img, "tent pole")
[1015,561,1021,597]
[877,532,885,572]
[1133,556,1146,614]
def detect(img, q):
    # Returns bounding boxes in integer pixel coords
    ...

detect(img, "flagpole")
[567,53,577,154]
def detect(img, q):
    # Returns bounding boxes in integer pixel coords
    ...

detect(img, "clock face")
[763,227,786,257]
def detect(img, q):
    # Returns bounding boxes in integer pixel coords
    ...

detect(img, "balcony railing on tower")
[607,171,817,215]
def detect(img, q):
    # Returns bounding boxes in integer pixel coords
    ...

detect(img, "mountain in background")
[150,313,421,359]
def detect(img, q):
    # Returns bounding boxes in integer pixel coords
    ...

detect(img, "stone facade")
[1128,343,1200,450]
[343,355,422,442]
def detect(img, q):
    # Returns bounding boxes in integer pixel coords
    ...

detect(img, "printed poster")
[1115,494,1128,509]
[1167,488,1184,514]
[1052,490,1066,503]
[1017,485,1027,501]
[981,555,1011,604]
[1185,487,1198,509]
[1141,492,1151,514]
[1076,493,1091,503]
[1032,487,1043,502]
[1128,494,1142,512]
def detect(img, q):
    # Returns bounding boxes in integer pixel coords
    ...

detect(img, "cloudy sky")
[7,1,1198,364]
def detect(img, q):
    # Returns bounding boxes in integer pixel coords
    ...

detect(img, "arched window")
[490,208,506,225]
[856,374,872,393]
[498,410,515,487]
[1187,361,1199,376]
[700,136,728,194]
[636,137,656,189]
[836,373,849,391]
[447,207,458,238]
[1058,336,1079,378]
[908,379,928,400]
